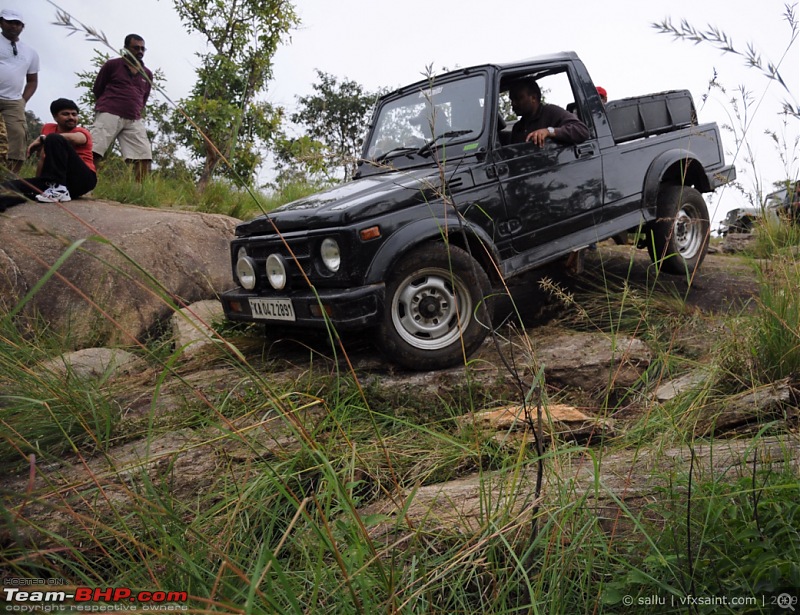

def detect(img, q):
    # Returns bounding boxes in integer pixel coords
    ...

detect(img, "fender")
[364,216,500,285]
[642,149,710,219]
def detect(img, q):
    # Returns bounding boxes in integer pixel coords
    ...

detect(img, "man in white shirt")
[0,9,39,175]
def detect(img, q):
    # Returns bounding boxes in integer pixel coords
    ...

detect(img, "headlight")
[265,253,287,290]
[320,238,340,272]
[235,251,257,290]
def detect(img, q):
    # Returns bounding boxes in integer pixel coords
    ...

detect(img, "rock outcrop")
[0,199,238,348]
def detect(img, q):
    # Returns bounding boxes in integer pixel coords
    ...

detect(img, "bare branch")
[49,7,111,49]
[651,11,798,99]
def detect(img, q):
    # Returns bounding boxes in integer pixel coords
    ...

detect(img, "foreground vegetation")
[1,191,798,612]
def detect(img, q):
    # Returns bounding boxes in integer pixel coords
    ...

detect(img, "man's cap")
[50,98,79,116]
[596,86,608,98]
[0,9,24,24]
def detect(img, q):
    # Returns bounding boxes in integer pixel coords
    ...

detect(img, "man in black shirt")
[508,77,589,146]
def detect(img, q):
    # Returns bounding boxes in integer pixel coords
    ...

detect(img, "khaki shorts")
[0,98,28,161]
[90,111,152,160]
[0,113,7,159]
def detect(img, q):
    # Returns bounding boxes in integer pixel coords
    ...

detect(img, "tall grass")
[2,249,796,610]
[88,157,323,220]
[2,239,798,613]
[4,358,796,614]
[751,255,800,381]
[711,214,800,386]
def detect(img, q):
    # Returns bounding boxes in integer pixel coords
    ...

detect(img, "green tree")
[270,133,330,189]
[168,0,298,189]
[74,51,110,118]
[24,110,43,140]
[291,70,380,181]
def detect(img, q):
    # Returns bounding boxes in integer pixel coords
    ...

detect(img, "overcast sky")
[10,0,800,223]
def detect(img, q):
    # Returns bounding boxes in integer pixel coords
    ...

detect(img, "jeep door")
[493,68,603,254]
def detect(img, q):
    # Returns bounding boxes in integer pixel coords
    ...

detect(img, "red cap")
[596,86,608,98]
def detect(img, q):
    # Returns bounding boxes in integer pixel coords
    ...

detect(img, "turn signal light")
[309,303,333,318]
[359,226,381,241]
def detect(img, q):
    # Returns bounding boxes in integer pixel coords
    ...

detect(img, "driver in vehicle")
[406,109,433,145]
[508,77,589,146]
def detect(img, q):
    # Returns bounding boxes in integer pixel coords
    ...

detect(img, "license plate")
[248,298,296,322]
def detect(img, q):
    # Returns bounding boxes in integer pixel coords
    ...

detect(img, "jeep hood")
[236,168,452,236]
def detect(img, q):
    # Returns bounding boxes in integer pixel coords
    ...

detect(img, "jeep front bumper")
[220,283,385,330]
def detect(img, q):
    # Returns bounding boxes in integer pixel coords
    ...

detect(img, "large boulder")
[0,199,239,348]
[170,299,226,357]
[38,347,146,381]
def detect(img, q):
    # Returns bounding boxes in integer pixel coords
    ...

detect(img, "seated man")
[0,98,97,211]
[508,77,589,146]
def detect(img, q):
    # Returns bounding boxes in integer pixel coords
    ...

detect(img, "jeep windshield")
[363,74,487,169]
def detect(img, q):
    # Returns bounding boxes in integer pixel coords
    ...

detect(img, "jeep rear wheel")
[378,243,491,370]
[648,185,710,275]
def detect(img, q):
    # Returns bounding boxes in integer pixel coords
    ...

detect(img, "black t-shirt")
[510,103,590,144]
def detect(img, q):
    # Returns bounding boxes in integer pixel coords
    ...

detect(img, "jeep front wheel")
[648,184,710,275]
[378,243,491,370]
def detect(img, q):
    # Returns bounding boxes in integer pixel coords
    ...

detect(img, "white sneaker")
[36,184,72,203]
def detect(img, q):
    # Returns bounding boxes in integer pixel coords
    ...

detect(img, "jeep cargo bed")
[605,90,696,143]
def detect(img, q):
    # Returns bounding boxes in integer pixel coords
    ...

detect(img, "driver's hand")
[525,128,550,147]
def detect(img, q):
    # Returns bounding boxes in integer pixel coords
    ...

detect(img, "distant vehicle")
[718,184,800,236]
[222,51,736,370]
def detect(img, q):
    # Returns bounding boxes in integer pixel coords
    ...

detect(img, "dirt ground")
[254,239,761,376]
[491,240,759,329]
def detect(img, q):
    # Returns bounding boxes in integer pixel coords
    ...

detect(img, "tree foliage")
[168,0,298,189]
[290,70,380,182]
[24,110,43,140]
[270,134,330,189]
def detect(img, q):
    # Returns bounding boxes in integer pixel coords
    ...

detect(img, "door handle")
[575,143,595,158]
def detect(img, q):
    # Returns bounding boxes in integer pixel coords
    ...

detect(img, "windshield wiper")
[373,146,418,164]
[416,130,474,157]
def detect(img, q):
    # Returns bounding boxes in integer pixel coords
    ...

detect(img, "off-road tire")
[647,184,710,275]
[377,243,491,370]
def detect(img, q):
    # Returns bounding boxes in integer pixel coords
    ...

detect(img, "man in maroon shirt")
[90,34,153,181]
[508,77,589,146]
